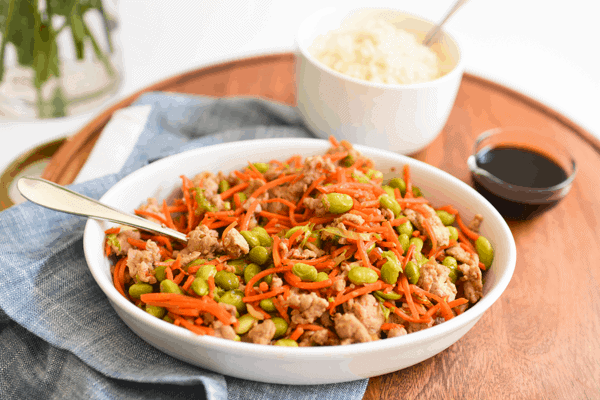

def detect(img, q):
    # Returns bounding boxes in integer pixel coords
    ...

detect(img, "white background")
[2,0,598,177]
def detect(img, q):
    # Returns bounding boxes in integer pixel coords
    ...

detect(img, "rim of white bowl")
[84,138,516,359]
[295,6,466,90]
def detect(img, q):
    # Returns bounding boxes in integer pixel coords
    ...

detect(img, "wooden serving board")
[43,53,600,399]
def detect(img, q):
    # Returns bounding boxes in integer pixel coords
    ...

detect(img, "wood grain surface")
[43,53,600,399]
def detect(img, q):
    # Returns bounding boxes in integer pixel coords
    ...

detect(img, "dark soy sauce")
[472,146,569,220]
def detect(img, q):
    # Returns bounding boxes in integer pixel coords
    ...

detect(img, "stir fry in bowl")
[105,137,493,346]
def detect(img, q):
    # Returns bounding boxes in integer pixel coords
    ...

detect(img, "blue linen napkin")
[0,93,369,400]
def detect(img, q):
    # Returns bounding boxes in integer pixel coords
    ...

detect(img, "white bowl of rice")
[295,7,465,154]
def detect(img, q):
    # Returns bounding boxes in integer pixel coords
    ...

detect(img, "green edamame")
[379,194,401,217]
[374,290,402,300]
[342,154,355,167]
[475,236,494,268]
[214,270,239,290]
[185,258,207,272]
[447,226,459,242]
[228,259,247,275]
[249,246,269,265]
[253,162,270,173]
[396,220,413,236]
[315,272,329,282]
[409,237,424,253]
[154,265,167,282]
[191,277,209,297]
[366,169,383,180]
[324,193,353,214]
[259,298,277,313]
[244,263,262,285]
[196,264,217,280]
[163,315,174,324]
[271,317,288,338]
[388,178,406,195]
[412,186,422,197]
[145,305,166,319]
[274,339,298,347]
[218,289,246,313]
[160,279,184,295]
[234,314,257,335]
[292,263,318,282]
[240,230,260,248]
[404,261,420,284]
[128,283,153,299]
[348,266,378,285]
[442,256,458,269]
[218,179,230,194]
[398,233,410,253]
[381,260,401,285]
[382,185,395,197]
[436,210,456,226]
[251,226,273,246]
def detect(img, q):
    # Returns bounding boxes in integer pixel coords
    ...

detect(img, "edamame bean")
[388,178,406,195]
[398,233,410,253]
[381,260,401,285]
[129,283,153,299]
[436,210,456,226]
[244,263,262,285]
[160,279,184,295]
[442,256,458,269]
[240,230,260,248]
[145,305,166,319]
[412,186,423,197]
[219,289,246,313]
[382,185,395,197]
[271,317,288,338]
[475,236,494,268]
[348,266,378,285]
[292,263,318,282]
[259,298,277,313]
[218,180,230,194]
[367,169,383,180]
[214,270,239,290]
[374,290,402,300]
[396,220,413,236]
[404,261,420,284]
[191,277,209,297]
[324,193,353,214]
[315,272,329,282]
[249,246,269,265]
[154,265,167,282]
[163,315,174,324]
[409,237,424,253]
[234,314,257,335]
[285,226,304,239]
[253,162,270,173]
[447,226,459,242]
[196,264,217,280]
[186,258,207,272]
[274,339,298,347]
[251,226,273,246]
[261,273,273,286]
[379,194,401,217]
[213,286,225,302]
[228,259,247,275]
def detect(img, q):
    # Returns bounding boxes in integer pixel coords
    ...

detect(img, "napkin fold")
[0,93,369,400]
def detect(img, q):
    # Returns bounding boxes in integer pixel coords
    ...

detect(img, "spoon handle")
[423,0,469,46]
[17,177,188,242]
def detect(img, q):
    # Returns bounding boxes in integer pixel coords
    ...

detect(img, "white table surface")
[2,0,598,180]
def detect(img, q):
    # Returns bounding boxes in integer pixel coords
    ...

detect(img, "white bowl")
[83,138,516,385]
[295,7,465,154]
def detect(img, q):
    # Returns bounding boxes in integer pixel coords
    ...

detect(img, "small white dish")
[83,138,516,385]
[295,7,465,154]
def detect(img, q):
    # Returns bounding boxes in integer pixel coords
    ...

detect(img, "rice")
[310,18,441,85]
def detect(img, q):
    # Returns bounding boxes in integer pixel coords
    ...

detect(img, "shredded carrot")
[105,227,120,235]
[242,287,286,303]
[249,174,299,199]
[381,323,405,331]
[239,198,261,231]
[456,213,480,241]
[289,327,304,341]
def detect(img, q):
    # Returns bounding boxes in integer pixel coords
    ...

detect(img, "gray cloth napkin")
[0,93,369,400]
